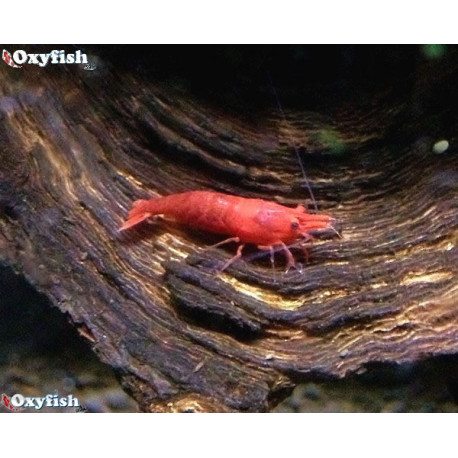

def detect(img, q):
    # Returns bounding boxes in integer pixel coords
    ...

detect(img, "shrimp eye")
[291,221,300,231]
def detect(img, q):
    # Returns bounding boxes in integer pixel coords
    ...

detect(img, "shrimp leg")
[258,242,296,272]
[207,236,240,249]
[219,243,246,272]
[297,233,314,263]
[279,242,296,272]
[269,246,276,281]
[202,236,242,271]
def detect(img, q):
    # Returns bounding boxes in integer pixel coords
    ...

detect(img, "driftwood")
[0,47,457,412]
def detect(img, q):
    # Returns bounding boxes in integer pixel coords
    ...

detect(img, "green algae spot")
[422,44,446,59]
[317,129,347,155]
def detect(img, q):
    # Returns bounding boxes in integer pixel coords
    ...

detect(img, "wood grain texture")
[0,47,457,411]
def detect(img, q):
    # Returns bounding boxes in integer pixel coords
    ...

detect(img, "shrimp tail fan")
[119,199,153,231]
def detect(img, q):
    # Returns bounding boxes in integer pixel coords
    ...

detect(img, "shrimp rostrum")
[120,190,338,271]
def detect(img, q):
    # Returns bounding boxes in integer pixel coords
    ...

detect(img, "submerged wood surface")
[0,52,457,412]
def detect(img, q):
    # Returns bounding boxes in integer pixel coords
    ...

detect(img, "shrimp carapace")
[120,190,338,271]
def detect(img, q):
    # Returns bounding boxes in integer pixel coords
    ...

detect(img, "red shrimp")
[120,190,337,271]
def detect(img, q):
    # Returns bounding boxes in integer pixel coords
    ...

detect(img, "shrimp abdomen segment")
[120,191,244,234]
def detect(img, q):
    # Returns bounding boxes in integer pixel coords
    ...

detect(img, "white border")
[1,1,457,43]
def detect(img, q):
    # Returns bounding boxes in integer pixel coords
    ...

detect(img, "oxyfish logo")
[2,49,89,69]
[2,49,21,68]
[1,392,81,410]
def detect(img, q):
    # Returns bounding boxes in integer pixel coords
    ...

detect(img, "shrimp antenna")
[329,224,343,239]
[267,72,318,212]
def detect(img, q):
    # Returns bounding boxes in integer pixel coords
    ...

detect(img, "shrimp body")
[120,191,335,270]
